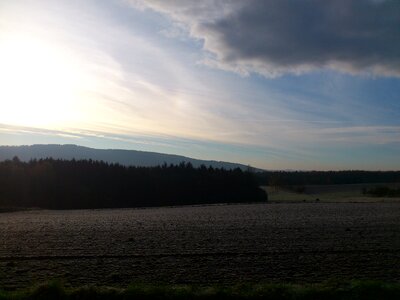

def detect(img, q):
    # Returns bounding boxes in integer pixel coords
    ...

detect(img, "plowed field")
[1,203,399,289]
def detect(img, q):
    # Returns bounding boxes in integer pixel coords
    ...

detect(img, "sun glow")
[0,34,87,128]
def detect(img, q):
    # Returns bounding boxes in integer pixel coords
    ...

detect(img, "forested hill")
[0,144,258,171]
[0,158,267,209]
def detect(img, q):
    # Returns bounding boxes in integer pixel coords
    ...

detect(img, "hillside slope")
[0,144,259,170]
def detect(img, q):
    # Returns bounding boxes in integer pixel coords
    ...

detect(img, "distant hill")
[0,144,260,171]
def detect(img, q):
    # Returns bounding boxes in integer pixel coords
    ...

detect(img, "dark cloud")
[136,0,400,77]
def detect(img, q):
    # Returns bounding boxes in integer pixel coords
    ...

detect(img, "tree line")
[256,170,400,186]
[0,157,267,209]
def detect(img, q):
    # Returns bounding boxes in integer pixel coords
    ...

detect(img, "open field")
[1,203,399,290]
[263,183,400,203]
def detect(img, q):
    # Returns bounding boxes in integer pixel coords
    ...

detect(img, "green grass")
[1,280,400,300]
[262,184,400,203]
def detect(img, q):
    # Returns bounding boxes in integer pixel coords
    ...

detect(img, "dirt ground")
[1,203,399,289]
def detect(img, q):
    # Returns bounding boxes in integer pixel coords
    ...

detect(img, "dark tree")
[0,158,267,209]
[256,170,400,186]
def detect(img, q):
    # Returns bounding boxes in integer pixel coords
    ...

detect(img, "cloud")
[298,126,400,145]
[133,0,400,77]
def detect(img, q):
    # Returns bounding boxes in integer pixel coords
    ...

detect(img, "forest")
[0,157,267,209]
[256,170,400,186]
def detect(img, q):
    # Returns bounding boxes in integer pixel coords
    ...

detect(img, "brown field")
[1,202,399,290]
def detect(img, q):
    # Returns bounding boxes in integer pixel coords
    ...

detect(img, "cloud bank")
[134,0,400,77]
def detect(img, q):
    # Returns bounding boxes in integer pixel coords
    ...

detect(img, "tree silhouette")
[0,158,267,209]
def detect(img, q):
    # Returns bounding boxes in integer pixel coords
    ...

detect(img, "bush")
[363,186,400,197]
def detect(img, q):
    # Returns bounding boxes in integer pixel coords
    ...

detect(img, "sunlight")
[0,34,85,128]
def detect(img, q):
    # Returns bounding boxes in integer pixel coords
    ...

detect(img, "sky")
[0,0,399,170]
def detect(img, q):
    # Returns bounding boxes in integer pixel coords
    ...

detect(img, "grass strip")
[0,280,399,300]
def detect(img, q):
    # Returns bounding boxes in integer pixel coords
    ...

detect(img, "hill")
[0,144,259,170]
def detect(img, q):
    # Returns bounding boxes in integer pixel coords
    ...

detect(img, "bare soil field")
[0,203,399,289]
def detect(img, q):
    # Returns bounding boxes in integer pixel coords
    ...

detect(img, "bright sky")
[1,0,399,170]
